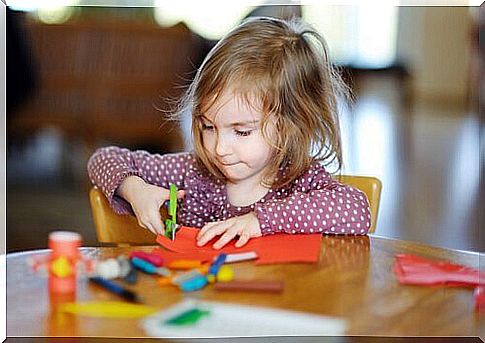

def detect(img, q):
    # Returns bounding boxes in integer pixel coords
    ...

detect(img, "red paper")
[474,286,485,310]
[394,254,484,287]
[155,226,322,265]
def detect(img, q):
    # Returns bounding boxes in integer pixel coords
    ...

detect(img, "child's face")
[201,89,275,186]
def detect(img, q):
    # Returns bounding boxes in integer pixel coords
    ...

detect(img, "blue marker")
[89,276,140,303]
[179,274,208,292]
[207,253,227,283]
[131,257,171,276]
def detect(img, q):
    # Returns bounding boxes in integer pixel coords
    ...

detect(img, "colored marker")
[207,253,227,283]
[129,251,164,267]
[168,259,204,270]
[179,274,208,292]
[172,270,203,285]
[124,267,138,285]
[89,276,140,303]
[131,257,171,276]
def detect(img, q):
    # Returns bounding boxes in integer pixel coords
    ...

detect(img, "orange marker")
[167,260,204,270]
[157,276,175,287]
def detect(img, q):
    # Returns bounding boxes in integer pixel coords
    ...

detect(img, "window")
[302,5,398,68]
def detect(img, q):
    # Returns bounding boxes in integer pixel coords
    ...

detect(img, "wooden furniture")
[335,175,382,233]
[89,175,382,245]
[8,16,207,151]
[89,186,158,245]
[6,236,483,337]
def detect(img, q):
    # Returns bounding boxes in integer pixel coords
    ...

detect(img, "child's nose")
[215,135,231,156]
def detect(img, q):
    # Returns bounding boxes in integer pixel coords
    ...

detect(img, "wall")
[396,6,472,105]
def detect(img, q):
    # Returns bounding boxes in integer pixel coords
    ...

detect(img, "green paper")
[165,308,210,326]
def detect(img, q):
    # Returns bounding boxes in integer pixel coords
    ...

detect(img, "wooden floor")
[6,74,482,253]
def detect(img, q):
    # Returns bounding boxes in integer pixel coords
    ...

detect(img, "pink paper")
[155,226,322,264]
[394,254,484,287]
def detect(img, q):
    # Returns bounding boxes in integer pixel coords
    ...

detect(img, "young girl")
[87,17,371,250]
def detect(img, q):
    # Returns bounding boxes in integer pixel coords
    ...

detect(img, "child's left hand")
[196,212,262,249]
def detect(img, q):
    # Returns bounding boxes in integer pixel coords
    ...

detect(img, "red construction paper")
[474,286,485,310]
[394,254,484,287]
[155,226,322,265]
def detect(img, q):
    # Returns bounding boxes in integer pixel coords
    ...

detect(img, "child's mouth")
[223,162,241,167]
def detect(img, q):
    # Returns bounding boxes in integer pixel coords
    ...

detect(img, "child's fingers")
[197,222,233,246]
[151,220,165,235]
[235,231,250,248]
[148,211,165,235]
[177,190,186,199]
[197,221,220,239]
[213,227,239,250]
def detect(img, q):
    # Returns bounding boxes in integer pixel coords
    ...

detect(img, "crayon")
[89,276,140,302]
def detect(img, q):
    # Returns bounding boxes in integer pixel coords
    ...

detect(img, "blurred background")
[5,2,483,253]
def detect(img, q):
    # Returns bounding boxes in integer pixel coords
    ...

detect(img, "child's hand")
[117,176,185,235]
[196,212,262,249]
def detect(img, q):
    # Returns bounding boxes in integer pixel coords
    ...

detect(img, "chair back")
[89,175,381,244]
[334,175,382,233]
[89,187,158,245]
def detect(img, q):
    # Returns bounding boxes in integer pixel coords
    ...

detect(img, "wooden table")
[6,235,485,339]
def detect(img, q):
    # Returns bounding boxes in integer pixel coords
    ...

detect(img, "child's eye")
[202,123,215,131]
[235,129,252,137]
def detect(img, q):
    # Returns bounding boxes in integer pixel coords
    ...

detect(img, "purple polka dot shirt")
[87,146,371,235]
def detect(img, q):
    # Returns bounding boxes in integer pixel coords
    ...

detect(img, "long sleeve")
[87,146,194,215]
[254,163,371,236]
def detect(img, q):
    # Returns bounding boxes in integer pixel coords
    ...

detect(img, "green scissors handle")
[164,183,178,240]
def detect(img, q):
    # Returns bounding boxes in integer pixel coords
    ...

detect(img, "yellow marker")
[216,265,234,282]
[50,257,72,278]
[58,301,157,318]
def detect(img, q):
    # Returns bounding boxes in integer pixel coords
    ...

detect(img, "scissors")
[164,183,180,240]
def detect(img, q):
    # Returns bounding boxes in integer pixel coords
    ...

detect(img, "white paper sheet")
[141,299,346,338]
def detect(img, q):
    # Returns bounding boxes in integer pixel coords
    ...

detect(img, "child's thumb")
[177,190,186,199]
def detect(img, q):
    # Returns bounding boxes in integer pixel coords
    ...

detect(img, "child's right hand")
[116,176,185,235]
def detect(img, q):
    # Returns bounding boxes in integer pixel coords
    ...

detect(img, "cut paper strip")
[394,254,484,287]
[252,233,322,265]
[155,226,322,265]
[58,301,157,318]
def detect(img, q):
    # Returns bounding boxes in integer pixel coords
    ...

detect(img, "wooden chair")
[89,187,159,245]
[89,175,381,245]
[334,175,382,234]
